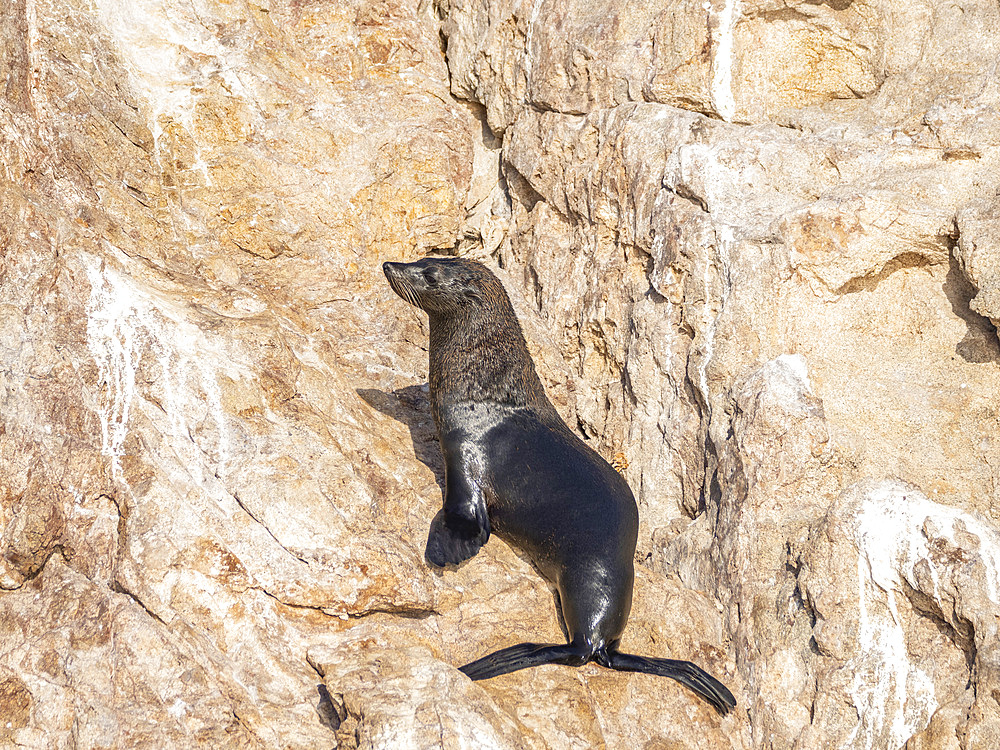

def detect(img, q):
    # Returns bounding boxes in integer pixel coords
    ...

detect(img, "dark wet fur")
[383,258,736,715]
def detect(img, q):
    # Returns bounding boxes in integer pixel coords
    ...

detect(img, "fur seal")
[383,257,736,715]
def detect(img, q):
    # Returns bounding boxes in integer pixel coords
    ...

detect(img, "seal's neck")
[427,299,555,425]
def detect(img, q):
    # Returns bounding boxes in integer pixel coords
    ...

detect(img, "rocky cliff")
[1,1,998,748]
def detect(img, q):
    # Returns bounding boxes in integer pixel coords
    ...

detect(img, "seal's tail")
[599,650,736,715]
[460,642,736,716]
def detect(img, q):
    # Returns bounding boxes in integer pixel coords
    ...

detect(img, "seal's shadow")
[357,385,455,569]
[356,385,445,493]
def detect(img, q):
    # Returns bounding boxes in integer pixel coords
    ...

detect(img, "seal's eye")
[422,268,440,286]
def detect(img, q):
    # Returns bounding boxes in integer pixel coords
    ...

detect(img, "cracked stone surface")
[2,0,1000,748]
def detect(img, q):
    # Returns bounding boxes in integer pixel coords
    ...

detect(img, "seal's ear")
[463,288,482,302]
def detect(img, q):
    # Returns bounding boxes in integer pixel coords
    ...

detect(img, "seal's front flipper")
[604,651,736,715]
[427,444,491,567]
[425,507,490,567]
[459,642,583,680]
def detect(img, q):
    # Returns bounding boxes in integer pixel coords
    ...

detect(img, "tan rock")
[1,0,482,746]
[4,0,1000,746]
[309,644,530,750]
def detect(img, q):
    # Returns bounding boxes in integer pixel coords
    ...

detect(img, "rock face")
[1,0,999,748]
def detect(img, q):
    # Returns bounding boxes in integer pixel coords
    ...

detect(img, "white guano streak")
[845,483,1000,749]
[710,0,740,123]
[85,256,140,480]
[84,253,239,485]
[94,0,248,183]
[524,0,546,95]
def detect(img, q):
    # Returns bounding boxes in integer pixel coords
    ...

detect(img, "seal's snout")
[383,261,421,308]
[383,261,406,291]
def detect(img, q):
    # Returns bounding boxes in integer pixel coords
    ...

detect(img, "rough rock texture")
[2,0,999,748]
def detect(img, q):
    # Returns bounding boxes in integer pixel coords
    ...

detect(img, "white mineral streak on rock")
[96,0,247,114]
[668,136,742,411]
[524,0,546,95]
[95,0,246,179]
[84,253,141,480]
[848,539,937,750]
[166,698,188,719]
[773,353,813,397]
[165,318,233,482]
[710,0,740,122]
[747,354,815,420]
[846,481,1000,749]
[84,253,238,483]
[856,481,1000,607]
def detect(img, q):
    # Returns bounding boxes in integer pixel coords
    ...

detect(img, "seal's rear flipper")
[425,508,490,567]
[603,651,736,715]
[459,642,583,680]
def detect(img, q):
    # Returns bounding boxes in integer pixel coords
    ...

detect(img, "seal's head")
[383,258,502,316]
[383,257,558,420]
